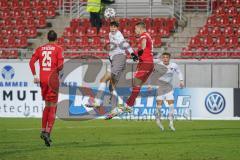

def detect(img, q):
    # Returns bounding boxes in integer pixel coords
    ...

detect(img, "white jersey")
[109,30,133,60]
[158,61,183,85]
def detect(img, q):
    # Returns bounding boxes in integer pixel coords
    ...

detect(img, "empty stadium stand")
[181,0,240,58]
[0,0,59,58]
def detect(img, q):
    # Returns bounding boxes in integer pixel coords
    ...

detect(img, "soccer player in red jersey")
[105,22,154,119]
[29,30,64,147]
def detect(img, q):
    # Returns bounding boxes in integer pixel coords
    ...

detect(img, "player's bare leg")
[167,100,175,131]
[156,100,164,131]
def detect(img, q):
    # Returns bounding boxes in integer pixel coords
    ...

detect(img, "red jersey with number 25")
[29,43,64,82]
[138,32,153,62]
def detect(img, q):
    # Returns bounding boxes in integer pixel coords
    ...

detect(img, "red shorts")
[40,78,59,103]
[134,61,154,83]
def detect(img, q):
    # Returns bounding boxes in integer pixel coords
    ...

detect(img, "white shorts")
[156,90,174,101]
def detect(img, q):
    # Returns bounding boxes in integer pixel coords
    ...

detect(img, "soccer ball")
[104,8,116,18]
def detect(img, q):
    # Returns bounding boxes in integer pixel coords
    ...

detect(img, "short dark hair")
[47,30,57,42]
[110,21,119,27]
[136,22,146,29]
[162,52,171,57]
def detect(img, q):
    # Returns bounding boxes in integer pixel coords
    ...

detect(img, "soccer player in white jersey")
[87,21,138,110]
[155,52,184,131]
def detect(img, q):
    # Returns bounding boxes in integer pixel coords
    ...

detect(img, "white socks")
[168,104,174,124]
[94,82,107,106]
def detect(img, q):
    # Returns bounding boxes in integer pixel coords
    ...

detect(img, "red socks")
[42,106,57,134]
[42,107,50,131]
[126,86,141,107]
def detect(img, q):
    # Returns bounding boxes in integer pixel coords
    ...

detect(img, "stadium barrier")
[0,59,239,120]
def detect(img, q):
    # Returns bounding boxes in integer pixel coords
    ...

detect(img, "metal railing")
[173,0,183,20]
[182,0,212,15]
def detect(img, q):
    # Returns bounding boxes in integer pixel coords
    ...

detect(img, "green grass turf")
[0,118,240,160]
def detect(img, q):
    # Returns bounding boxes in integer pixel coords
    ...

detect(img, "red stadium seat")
[152,36,162,48]
[5,27,14,37]
[9,50,18,58]
[189,36,201,48]
[44,0,55,8]
[228,36,238,48]
[25,18,36,27]
[10,0,20,8]
[215,35,226,48]
[22,0,31,9]
[91,37,102,48]
[12,8,22,18]
[86,27,97,37]
[79,18,90,27]
[79,36,89,48]
[2,19,13,27]
[0,38,5,48]
[119,18,129,27]
[63,27,74,37]
[159,27,170,37]
[122,27,134,37]
[35,7,45,17]
[0,9,11,19]
[36,16,47,28]
[166,18,176,31]
[195,47,207,58]
[17,37,28,48]
[153,18,164,27]
[224,26,234,36]
[66,37,77,48]
[26,27,37,38]
[203,36,214,48]
[6,37,16,48]
[237,28,240,36]
[223,0,233,7]
[215,6,225,16]
[15,18,25,27]
[211,26,221,37]
[231,15,240,27]
[147,27,158,36]
[235,0,240,6]
[15,27,26,38]
[46,7,56,18]
[227,6,237,17]
[206,16,217,27]
[23,8,34,18]
[181,47,193,57]
[98,27,109,37]
[75,27,86,37]
[32,0,44,9]
[198,26,209,36]
[143,18,153,28]
[0,0,8,9]
[70,18,80,29]
[130,17,142,26]
[218,15,229,27]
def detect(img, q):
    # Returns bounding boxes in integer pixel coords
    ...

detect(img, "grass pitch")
[0,118,240,160]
